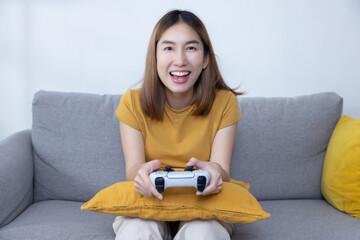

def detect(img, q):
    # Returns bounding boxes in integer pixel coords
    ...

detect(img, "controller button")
[197,184,206,192]
[197,176,206,184]
[185,166,194,171]
[165,166,174,172]
[167,172,194,179]
[155,177,165,193]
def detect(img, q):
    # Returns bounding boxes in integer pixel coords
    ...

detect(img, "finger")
[135,187,148,197]
[142,172,163,200]
[143,160,161,175]
[197,176,223,196]
[196,188,219,196]
[135,181,151,197]
[216,180,223,190]
[186,157,197,167]
[217,178,223,187]
[150,159,161,172]
[146,178,163,200]
[147,160,163,200]
[135,170,159,198]
[206,170,220,186]
[135,177,162,199]
[134,175,147,195]
[150,188,163,200]
[196,182,218,196]
[187,158,207,170]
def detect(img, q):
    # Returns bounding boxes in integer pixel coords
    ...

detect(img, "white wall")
[1,0,360,141]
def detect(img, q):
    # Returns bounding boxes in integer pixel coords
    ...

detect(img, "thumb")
[186,158,205,169]
[150,159,161,172]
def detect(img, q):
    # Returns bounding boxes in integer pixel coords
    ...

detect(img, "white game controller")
[149,166,210,193]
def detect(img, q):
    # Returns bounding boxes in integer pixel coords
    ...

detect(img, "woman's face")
[156,22,209,104]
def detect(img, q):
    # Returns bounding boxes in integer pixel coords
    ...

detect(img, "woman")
[113,9,243,240]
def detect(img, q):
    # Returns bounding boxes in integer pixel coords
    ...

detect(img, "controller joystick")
[149,167,210,193]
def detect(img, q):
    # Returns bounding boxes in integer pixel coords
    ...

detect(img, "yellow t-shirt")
[115,89,241,169]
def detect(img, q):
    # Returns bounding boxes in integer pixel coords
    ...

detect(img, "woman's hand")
[186,158,227,196]
[134,159,163,200]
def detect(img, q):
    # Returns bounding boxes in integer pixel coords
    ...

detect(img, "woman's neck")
[165,89,193,110]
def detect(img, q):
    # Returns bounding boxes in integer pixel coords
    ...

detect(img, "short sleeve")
[218,92,242,130]
[114,90,141,131]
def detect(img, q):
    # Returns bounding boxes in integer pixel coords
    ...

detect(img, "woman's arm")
[119,122,146,181]
[209,122,238,180]
[186,123,237,196]
[119,121,163,200]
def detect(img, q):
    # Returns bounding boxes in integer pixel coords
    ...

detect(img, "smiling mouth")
[170,71,191,77]
[169,71,191,83]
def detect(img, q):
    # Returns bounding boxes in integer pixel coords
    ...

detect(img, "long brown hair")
[141,10,243,120]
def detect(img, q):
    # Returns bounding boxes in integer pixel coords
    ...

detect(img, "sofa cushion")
[32,91,343,202]
[321,115,360,218]
[1,200,358,240]
[233,199,360,240]
[32,91,125,202]
[81,179,270,224]
[231,92,343,200]
[0,200,115,240]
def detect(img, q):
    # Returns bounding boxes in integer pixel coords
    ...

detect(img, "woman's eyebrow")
[186,40,200,45]
[160,40,200,45]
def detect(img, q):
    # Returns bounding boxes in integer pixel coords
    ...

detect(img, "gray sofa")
[0,90,359,240]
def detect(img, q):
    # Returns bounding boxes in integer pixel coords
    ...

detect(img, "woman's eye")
[187,46,197,51]
[164,47,173,51]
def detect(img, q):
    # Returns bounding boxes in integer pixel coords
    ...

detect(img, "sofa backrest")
[32,91,342,202]
[32,91,125,202]
[231,92,343,200]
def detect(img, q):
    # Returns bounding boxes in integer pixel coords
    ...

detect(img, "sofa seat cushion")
[0,200,115,240]
[233,199,360,240]
[1,199,359,239]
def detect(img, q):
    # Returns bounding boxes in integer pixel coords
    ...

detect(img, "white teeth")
[170,71,190,76]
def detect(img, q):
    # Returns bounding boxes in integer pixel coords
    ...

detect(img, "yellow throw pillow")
[321,115,360,218]
[81,179,270,223]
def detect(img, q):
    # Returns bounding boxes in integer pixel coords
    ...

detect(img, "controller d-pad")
[155,177,165,193]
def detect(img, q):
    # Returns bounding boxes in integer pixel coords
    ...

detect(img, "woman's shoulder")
[212,89,241,126]
[121,88,142,102]
[122,88,141,98]
[119,88,143,110]
[209,89,240,114]
[214,89,238,103]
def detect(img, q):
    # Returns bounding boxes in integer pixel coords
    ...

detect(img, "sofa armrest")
[0,130,33,228]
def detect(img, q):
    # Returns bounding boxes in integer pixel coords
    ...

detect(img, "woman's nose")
[174,49,187,66]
